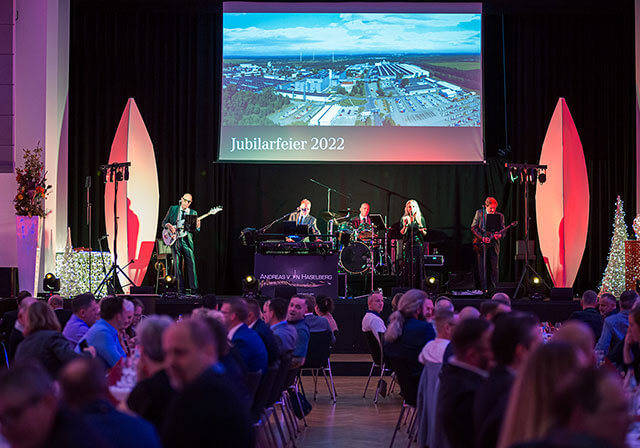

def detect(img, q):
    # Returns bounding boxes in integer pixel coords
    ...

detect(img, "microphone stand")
[86,176,92,291]
[259,209,298,234]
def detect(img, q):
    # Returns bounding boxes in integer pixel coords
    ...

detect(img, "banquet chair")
[363,331,393,403]
[300,330,336,403]
[388,356,420,447]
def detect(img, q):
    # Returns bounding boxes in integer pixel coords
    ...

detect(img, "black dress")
[401,216,426,289]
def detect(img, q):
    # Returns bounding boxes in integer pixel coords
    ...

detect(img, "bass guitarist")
[471,197,505,293]
[162,193,200,293]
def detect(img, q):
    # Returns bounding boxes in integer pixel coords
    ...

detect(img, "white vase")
[16,216,43,295]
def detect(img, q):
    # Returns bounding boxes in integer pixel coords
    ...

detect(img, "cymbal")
[320,210,346,221]
[338,208,356,214]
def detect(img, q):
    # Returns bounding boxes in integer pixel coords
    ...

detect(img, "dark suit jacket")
[162,366,254,448]
[510,429,612,448]
[252,319,280,367]
[0,309,18,341]
[15,330,83,377]
[351,216,372,228]
[161,205,199,249]
[568,307,603,340]
[471,209,506,253]
[473,365,515,448]
[287,212,320,235]
[54,308,72,329]
[231,323,268,373]
[384,318,435,378]
[437,362,487,448]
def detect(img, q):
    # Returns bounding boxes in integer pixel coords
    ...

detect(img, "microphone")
[98,234,109,241]
[85,176,91,189]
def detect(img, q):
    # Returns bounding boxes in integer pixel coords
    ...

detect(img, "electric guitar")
[472,220,518,254]
[162,206,223,246]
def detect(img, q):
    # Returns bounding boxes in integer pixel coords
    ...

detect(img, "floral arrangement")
[14,144,51,217]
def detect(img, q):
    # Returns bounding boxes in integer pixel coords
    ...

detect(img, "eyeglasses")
[181,198,192,203]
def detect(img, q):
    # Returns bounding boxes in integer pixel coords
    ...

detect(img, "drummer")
[351,202,371,228]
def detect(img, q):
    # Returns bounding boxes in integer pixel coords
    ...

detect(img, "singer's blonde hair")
[402,199,423,225]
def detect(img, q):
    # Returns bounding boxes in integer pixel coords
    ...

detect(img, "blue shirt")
[77,319,126,368]
[63,314,90,348]
[289,319,310,359]
[595,310,630,353]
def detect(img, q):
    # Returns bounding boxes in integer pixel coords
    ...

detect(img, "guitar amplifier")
[424,255,444,266]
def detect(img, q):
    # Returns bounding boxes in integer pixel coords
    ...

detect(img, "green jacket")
[162,205,199,249]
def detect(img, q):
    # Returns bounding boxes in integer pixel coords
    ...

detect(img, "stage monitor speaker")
[0,267,19,298]
[131,286,154,294]
[550,287,573,301]
[448,271,475,291]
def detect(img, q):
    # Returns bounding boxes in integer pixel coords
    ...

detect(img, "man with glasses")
[287,198,320,241]
[162,193,200,294]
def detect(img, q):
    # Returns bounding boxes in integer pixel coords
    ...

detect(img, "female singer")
[400,200,427,289]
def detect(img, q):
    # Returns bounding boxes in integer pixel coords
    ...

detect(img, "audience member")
[0,361,108,448]
[458,305,481,321]
[511,368,629,448]
[63,293,99,348]
[202,293,218,310]
[59,358,161,448]
[77,295,128,369]
[435,296,455,313]
[598,292,617,318]
[315,295,339,333]
[622,307,640,381]
[221,298,268,373]
[0,290,32,342]
[391,292,403,312]
[267,297,298,357]
[595,290,636,355]
[384,289,436,379]
[302,295,335,345]
[126,315,175,431]
[7,296,37,361]
[491,292,511,306]
[128,298,144,335]
[497,342,580,448]
[422,298,435,323]
[119,299,135,355]
[418,309,457,365]
[48,295,72,329]
[567,290,603,339]
[362,292,386,342]
[161,319,254,447]
[474,312,541,448]
[480,299,510,321]
[287,296,311,368]
[437,318,492,448]
[246,298,279,367]
[552,320,596,366]
[15,302,93,377]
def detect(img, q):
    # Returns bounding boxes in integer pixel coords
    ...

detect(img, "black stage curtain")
[69,0,635,295]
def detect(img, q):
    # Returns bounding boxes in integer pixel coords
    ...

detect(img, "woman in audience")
[315,295,338,334]
[622,306,640,381]
[15,302,95,377]
[384,289,436,379]
[127,315,175,431]
[497,341,580,448]
[391,292,403,312]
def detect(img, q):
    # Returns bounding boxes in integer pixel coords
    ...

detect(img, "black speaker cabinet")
[550,287,574,301]
[0,267,19,297]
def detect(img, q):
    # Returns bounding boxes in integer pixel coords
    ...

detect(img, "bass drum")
[339,241,372,274]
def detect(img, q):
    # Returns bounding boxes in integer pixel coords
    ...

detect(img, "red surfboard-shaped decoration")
[104,98,159,291]
[536,98,590,288]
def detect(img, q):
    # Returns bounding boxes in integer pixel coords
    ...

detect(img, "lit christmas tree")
[599,196,629,297]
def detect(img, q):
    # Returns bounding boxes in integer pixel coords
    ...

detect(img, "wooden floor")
[297,375,404,447]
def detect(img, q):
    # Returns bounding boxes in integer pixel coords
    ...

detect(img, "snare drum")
[339,241,372,274]
[336,222,355,246]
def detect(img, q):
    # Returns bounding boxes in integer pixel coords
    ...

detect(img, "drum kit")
[320,208,390,275]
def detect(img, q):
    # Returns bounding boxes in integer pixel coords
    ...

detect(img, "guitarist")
[162,193,200,293]
[471,197,505,293]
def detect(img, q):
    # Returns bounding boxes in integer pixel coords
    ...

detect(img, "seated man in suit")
[220,298,268,374]
[287,198,320,241]
[302,295,335,345]
[264,298,298,358]
[568,290,604,340]
[287,296,310,369]
[246,298,279,367]
[48,295,72,329]
[437,318,493,448]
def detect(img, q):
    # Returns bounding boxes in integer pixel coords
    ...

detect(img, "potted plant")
[15,144,51,294]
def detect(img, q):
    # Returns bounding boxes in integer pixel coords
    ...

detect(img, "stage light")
[43,273,60,293]
[164,274,176,286]
[538,170,546,184]
[528,275,547,300]
[242,274,259,298]
[427,276,436,285]
[532,276,541,285]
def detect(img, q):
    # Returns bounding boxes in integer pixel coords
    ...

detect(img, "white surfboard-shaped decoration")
[536,98,590,288]
[104,98,159,292]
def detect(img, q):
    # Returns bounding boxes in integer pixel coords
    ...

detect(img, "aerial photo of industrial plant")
[222,13,481,127]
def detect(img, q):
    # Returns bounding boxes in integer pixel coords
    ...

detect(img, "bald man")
[362,293,386,342]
